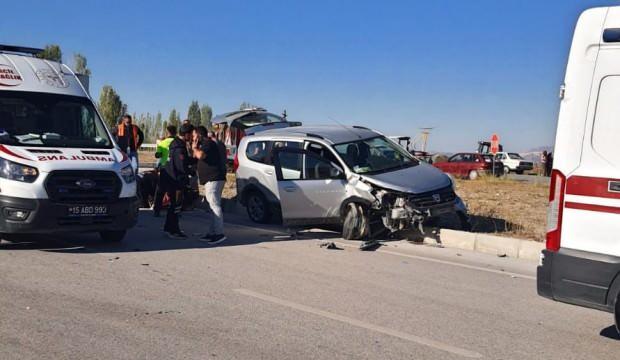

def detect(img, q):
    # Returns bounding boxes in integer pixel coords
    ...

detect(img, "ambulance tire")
[342,203,368,240]
[468,170,479,181]
[100,230,126,243]
[503,166,510,175]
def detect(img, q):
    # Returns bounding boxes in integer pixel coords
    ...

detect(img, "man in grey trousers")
[192,126,227,244]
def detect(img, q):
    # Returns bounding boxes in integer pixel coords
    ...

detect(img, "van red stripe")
[566,176,620,199]
[565,202,620,214]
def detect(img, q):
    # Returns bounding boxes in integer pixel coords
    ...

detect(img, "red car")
[433,153,503,180]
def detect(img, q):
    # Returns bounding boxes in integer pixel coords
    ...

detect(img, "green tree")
[98,85,123,129]
[73,53,91,76]
[168,109,180,129]
[200,104,213,129]
[187,100,201,126]
[154,112,163,139]
[37,44,62,62]
[239,101,255,110]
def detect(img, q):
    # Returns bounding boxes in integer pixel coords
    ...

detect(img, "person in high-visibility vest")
[153,125,176,217]
[116,114,144,169]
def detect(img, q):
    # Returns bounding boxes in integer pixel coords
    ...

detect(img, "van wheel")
[246,191,271,224]
[468,170,479,180]
[100,231,126,243]
[342,203,368,240]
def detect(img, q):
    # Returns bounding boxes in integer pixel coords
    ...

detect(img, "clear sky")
[1,0,617,152]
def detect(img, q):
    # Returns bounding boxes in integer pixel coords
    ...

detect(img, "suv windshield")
[0,91,112,148]
[333,136,418,174]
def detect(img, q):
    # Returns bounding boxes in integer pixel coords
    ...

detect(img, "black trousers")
[153,174,165,214]
[160,172,183,234]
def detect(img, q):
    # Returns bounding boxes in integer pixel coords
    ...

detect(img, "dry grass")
[454,176,548,241]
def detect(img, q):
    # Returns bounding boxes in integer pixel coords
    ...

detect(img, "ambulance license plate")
[67,205,108,217]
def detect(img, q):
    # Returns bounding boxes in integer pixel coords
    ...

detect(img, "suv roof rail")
[0,44,44,56]
[240,107,267,112]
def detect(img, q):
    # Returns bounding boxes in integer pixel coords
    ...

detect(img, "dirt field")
[454,176,548,241]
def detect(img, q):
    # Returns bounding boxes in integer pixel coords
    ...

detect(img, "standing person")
[116,114,145,169]
[152,125,176,217]
[540,151,548,176]
[208,130,228,168]
[160,123,194,239]
[545,152,554,177]
[193,126,227,244]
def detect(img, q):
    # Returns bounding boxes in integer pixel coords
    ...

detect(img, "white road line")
[234,288,483,359]
[224,222,535,281]
[334,243,536,281]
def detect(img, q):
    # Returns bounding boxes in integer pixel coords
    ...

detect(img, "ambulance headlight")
[120,165,135,183]
[0,158,38,183]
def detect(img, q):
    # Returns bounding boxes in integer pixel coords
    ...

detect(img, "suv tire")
[100,230,126,243]
[246,191,271,224]
[615,292,620,336]
[342,203,368,240]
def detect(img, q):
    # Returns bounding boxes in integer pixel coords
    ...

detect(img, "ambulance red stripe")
[565,201,620,215]
[0,144,31,161]
[565,175,620,199]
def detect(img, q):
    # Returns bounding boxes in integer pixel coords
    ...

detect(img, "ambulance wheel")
[342,203,368,240]
[100,230,126,243]
[503,166,510,175]
[468,170,479,180]
[246,191,271,224]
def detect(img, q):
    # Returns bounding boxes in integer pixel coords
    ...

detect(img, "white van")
[537,8,620,331]
[0,45,138,242]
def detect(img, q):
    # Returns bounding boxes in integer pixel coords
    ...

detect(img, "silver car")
[235,125,469,240]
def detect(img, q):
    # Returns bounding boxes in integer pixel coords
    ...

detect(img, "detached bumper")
[0,195,139,234]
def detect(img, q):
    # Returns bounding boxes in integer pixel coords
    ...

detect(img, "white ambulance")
[537,7,620,332]
[0,45,138,242]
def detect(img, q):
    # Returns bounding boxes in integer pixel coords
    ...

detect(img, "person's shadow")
[599,325,620,340]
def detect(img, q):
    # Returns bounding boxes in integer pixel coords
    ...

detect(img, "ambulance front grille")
[45,170,121,204]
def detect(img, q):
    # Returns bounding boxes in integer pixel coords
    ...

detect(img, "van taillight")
[546,169,566,252]
[233,153,239,173]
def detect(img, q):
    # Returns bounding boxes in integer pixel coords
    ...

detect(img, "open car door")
[273,147,348,227]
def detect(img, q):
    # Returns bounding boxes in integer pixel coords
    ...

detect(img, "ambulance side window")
[592,76,620,168]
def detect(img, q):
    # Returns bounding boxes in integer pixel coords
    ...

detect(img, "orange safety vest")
[117,124,140,149]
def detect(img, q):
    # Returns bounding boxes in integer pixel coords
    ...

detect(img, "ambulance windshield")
[0,91,113,148]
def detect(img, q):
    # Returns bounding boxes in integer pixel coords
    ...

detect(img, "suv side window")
[246,140,301,165]
[305,141,341,166]
[246,141,272,164]
[277,151,343,181]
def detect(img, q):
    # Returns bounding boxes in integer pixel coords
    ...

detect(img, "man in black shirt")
[193,126,227,244]
[160,123,194,239]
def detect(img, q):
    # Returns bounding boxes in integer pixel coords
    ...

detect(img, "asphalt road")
[0,211,617,359]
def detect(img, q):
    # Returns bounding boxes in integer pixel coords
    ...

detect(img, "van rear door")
[560,48,620,258]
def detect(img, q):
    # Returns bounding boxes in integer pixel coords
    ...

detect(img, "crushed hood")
[361,162,452,194]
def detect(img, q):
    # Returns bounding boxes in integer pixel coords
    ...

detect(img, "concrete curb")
[222,198,544,261]
[424,229,543,261]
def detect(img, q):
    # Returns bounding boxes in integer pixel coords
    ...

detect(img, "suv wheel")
[468,170,479,180]
[615,293,620,336]
[100,230,126,243]
[246,191,271,223]
[342,203,368,240]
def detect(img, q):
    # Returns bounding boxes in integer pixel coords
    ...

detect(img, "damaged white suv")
[235,125,469,239]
